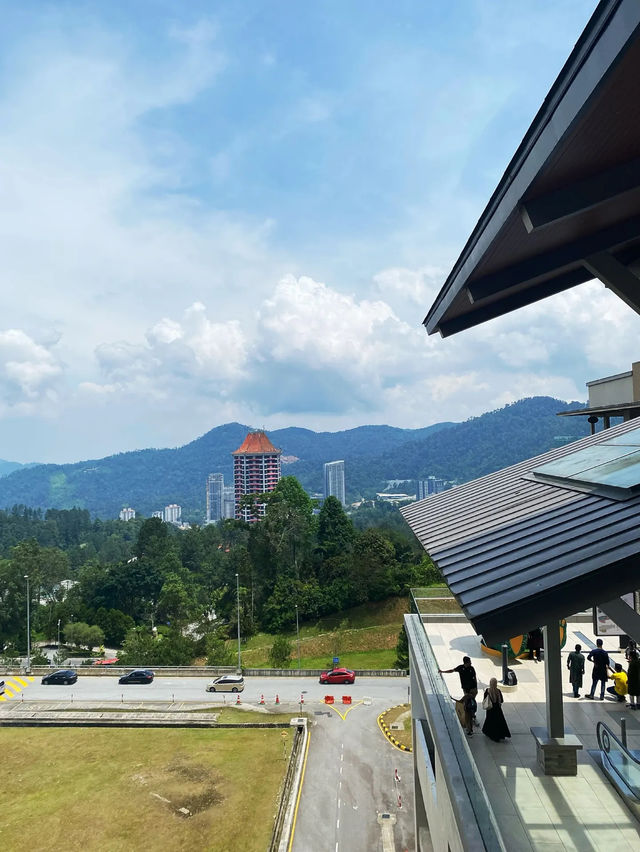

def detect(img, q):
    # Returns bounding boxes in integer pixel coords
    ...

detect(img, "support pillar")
[543,623,564,738]
[530,623,583,775]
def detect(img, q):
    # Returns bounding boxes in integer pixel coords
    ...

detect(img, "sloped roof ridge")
[232,430,282,455]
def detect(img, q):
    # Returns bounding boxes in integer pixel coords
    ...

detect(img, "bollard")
[501,644,509,685]
[300,693,304,705]
[621,717,628,748]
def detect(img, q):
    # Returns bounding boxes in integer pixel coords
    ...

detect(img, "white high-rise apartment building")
[206,473,225,522]
[324,460,346,506]
[119,507,135,521]
[164,504,182,524]
[223,486,236,519]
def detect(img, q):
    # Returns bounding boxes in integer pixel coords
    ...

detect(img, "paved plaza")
[430,619,640,851]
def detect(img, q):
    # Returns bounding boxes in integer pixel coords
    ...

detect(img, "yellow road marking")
[0,695,5,702]
[326,700,363,721]
[5,684,20,696]
[13,677,28,687]
[287,728,311,852]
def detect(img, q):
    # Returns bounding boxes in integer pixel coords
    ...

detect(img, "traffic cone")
[236,693,241,705]
[259,694,265,705]
[275,694,280,704]
[300,693,304,705]
[395,768,401,783]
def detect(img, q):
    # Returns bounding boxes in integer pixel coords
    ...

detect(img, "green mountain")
[0,397,586,519]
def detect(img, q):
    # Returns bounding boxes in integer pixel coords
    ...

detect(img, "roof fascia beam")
[583,251,640,315]
[520,157,640,233]
[599,596,640,643]
[437,269,590,338]
[466,216,640,304]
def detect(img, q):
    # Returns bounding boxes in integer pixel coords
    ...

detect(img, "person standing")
[627,646,640,709]
[567,644,585,698]
[586,639,610,700]
[439,656,479,731]
[606,663,628,702]
[482,678,511,742]
[527,628,543,662]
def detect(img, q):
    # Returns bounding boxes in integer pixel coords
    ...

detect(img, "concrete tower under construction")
[232,430,282,522]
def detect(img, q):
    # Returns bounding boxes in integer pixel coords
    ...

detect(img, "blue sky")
[1,0,638,463]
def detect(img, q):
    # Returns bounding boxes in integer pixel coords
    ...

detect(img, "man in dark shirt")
[439,655,479,733]
[586,638,610,700]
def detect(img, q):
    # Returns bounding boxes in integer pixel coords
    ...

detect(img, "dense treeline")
[0,481,436,664]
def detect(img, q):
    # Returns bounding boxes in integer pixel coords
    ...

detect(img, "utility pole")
[57,618,61,649]
[236,573,242,673]
[25,574,31,673]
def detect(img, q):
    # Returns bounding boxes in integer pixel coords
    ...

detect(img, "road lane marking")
[287,728,311,852]
[13,676,28,687]
[326,701,364,720]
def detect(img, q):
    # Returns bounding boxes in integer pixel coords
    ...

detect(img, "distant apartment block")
[152,511,163,519]
[206,473,225,522]
[324,459,346,505]
[417,476,451,499]
[119,507,135,521]
[233,430,282,522]
[223,486,236,519]
[163,504,182,524]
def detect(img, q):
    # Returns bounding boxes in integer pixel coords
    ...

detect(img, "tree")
[156,572,194,628]
[269,635,293,668]
[395,625,409,670]
[353,529,398,602]
[63,622,104,653]
[206,629,235,666]
[317,496,355,560]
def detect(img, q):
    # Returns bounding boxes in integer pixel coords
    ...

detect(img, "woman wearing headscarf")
[481,677,511,742]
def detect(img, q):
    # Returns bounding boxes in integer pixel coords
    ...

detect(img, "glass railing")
[406,613,505,851]
[597,720,640,799]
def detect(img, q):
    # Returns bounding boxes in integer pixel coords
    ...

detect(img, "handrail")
[596,720,640,798]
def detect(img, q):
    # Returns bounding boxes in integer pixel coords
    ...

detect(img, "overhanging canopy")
[401,418,640,644]
[425,0,640,338]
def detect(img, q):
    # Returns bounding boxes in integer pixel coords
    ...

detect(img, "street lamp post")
[295,604,301,671]
[24,574,31,674]
[57,618,61,649]
[236,573,242,673]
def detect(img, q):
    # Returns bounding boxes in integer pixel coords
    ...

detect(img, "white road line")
[338,799,341,809]
[340,765,343,775]
[337,819,340,829]
[340,753,344,761]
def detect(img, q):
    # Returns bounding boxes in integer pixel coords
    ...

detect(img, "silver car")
[206,675,245,693]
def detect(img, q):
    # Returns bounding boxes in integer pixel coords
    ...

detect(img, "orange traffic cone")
[236,693,241,705]
[300,693,304,705]
[259,694,265,705]
[275,694,280,704]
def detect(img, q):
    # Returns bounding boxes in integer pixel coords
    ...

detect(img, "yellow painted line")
[377,707,412,753]
[326,700,363,720]
[4,685,19,697]
[13,677,28,687]
[287,728,311,852]
[0,695,5,702]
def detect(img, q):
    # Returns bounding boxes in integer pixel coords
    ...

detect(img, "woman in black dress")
[482,677,511,741]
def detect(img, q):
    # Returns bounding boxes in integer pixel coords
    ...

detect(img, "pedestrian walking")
[527,628,543,662]
[625,640,638,662]
[567,643,585,698]
[586,639,610,700]
[627,647,640,709]
[481,678,511,742]
[606,663,628,702]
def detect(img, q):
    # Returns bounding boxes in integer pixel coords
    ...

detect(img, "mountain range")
[0,396,587,519]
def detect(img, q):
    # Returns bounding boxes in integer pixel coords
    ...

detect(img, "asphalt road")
[20,674,410,706]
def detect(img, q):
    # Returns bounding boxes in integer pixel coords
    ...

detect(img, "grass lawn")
[383,703,412,750]
[0,727,287,852]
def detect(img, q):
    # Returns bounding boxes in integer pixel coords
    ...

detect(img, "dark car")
[119,669,154,684]
[319,667,356,685]
[41,669,78,685]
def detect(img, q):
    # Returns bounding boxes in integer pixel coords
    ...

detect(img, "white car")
[206,674,245,693]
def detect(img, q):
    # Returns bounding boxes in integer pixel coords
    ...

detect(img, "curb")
[377,704,412,753]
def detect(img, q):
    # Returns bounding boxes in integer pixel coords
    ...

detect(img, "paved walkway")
[430,620,640,851]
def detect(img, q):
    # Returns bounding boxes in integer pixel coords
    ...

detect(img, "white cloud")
[0,328,63,410]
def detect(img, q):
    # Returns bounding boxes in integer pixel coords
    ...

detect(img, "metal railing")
[597,720,640,799]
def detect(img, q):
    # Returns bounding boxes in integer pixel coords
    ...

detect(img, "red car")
[319,668,356,685]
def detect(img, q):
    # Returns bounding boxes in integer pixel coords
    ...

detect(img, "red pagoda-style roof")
[232,430,282,456]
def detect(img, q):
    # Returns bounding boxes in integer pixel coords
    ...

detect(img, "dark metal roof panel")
[401,418,640,642]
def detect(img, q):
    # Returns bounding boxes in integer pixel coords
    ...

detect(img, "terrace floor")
[429,619,640,851]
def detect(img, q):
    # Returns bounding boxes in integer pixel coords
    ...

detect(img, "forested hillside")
[0,397,586,518]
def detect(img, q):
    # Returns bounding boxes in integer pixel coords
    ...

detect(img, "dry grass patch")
[0,727,287,852]
[382,703,412,750]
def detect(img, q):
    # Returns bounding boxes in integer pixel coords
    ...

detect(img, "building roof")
[424,0,640,338]
[232,430,282,456]
[400,417,640,644]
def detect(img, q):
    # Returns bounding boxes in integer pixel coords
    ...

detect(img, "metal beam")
[583,251,640,315]
[543,624,564,738]
[436,269,589,337]
[599,596,640,643]
[520,157,640,233]
[466,217,640,303]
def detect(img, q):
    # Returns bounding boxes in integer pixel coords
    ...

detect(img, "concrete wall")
[588,371,633,406]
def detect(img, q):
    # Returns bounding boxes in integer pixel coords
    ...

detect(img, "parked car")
[41,669,78,685]
[319,668,356,685]
[206,675,245,693]
[119,669,154,684]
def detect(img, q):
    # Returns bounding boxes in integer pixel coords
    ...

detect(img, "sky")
[1,0,638,464]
